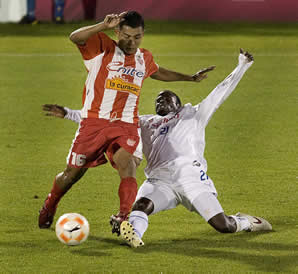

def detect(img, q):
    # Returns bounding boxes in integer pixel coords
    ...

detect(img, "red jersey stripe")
[77,33,159,124]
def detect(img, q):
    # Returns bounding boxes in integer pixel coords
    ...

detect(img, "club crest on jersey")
[105,76,141,96]
[127,139,136,146]
[137,55,144,66]
[107,61,144,78]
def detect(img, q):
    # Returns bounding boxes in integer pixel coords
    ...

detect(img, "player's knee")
[133,156,142,168]
[126,156,137,170]
[132,197,154,215]
[116,155,136,177]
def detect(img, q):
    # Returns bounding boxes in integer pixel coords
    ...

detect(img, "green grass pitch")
[0,21,297,273]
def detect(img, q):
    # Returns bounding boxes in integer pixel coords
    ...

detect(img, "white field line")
[0,53,298,57]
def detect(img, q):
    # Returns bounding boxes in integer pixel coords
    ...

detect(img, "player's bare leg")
[110,148,139,236]
[38,166,88,229]
[208,213,239,233]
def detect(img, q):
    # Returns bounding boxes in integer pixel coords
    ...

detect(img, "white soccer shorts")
[136,178,224,221]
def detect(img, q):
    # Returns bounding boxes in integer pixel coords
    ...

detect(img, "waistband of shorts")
[82,117,139,128]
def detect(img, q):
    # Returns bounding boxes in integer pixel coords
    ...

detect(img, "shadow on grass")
[134,231,298,272]
[69,235,128,257]
[60,229,298,271]
[0,234,123,258]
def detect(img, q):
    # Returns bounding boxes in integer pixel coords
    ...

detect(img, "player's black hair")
[174,93,182,107]
[119,11,145,30]
[162,90,182,107]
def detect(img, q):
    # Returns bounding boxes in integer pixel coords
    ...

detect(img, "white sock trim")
[230,215,241,232]
[230,215,251,232]
[129,210,149,238]
[129,210,149,223]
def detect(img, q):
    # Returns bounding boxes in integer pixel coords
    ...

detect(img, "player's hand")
[240,48,254,62]
[42,104,67,118]
[103,12,127,29]
[192,66,216,82]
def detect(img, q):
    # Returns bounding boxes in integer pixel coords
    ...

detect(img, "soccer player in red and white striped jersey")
[38,11,215,234]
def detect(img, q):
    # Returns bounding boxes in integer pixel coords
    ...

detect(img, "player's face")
[116,25,144,55]
[155,91,181,116]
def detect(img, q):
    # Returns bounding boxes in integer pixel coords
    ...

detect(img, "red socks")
[118,177,138,215]
[46,177,138,215]
[46,179,67,210]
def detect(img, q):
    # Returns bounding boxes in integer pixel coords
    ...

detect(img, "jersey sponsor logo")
[107,61,144,78]
[105,76,141,96]
[151,113,180,129]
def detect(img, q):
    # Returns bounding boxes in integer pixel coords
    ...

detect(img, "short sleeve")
[142,50,159,79]
[77,32,114,60]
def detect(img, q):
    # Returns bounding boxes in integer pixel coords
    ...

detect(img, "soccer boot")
[110,212,128,236]
[38,194,57,229]
[120,221,144,248]
[236,212,272,232]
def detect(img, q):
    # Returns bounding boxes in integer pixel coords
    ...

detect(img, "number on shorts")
[200,170,209,181]
[71,152,86,166]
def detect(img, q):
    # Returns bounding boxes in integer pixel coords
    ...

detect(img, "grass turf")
[0,21,297,273]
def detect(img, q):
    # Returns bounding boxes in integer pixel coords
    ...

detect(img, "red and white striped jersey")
[77,32,159,124]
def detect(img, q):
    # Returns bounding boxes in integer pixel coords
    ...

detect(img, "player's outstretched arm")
[197,48,254,126]
[42,104,81,124]
[150,65,215,82]
[69,12,127,45]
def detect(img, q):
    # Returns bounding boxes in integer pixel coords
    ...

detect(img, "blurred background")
[1,0,298,24]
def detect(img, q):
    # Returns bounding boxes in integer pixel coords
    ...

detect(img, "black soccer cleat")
[109,212,128,236]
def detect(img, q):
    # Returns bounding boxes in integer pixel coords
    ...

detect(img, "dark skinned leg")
[55,165,88,191]
[208,212,237,233]
[132,197,154,215]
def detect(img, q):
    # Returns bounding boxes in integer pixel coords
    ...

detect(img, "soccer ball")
[55,213,89,246]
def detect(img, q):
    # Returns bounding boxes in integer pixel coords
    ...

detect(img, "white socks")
[230,215,251,232]
[129,210,149,239]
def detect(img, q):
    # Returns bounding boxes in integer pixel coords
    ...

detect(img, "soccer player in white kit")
[42,49,272,248]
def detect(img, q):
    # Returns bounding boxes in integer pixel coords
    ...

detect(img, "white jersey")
[139,54,253,179]
[65,54,253,182]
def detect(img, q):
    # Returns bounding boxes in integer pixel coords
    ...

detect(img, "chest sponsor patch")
[106,77,141,96]
[107,62,144,78]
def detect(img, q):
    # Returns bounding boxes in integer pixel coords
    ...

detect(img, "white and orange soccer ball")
[55,213,89,246]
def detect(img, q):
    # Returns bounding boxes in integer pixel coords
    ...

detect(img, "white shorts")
[136,178,223,221]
